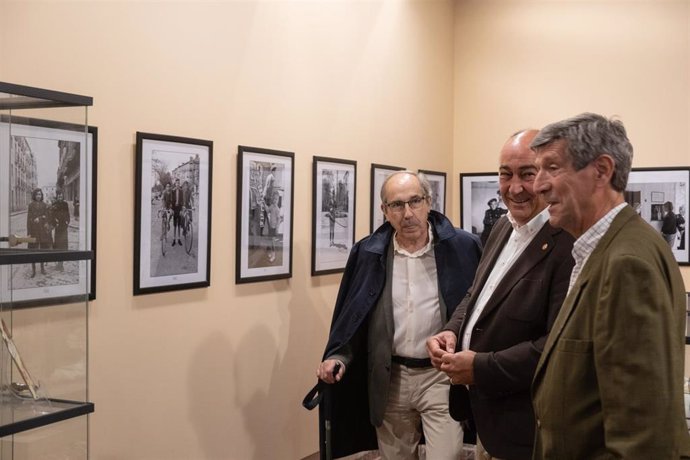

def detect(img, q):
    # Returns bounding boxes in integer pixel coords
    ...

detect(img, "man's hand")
[426,330,458,370]
[317,359,346,384]
[441,350,476,385]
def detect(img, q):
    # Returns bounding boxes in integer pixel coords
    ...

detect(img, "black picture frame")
[686,292,690,345]
[625,167,689,265]
[1,115,98,307]
[134,132,213,295]
[459,172,503,242]
[311,156,356,276]
[418,169,447,215]
[370,163,404,233]
[236,145,294,283]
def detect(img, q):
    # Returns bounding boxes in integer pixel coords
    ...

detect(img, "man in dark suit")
[316,171,481,459]
[530,113,690,459]
[171,178,183,246]
[427,129,574,460]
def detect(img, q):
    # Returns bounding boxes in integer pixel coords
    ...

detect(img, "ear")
[592,154,615,186]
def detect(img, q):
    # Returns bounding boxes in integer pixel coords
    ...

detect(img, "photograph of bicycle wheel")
[134,132,212,295]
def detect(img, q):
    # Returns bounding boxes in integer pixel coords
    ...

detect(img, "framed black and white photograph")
[624,167,689,265]
[0,116,97,306]
[312,156,356,276]
[686,292,690,345]
[134,132,212,295]
[419,169,446,214]
[236,145,294,283]
[460,172,505,246]
[370,163,404,233]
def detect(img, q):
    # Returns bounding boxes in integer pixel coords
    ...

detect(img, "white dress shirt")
[461,208,550,351]
[391,225,442,359]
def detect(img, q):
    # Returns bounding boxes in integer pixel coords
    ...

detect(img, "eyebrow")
[499,165,537,172]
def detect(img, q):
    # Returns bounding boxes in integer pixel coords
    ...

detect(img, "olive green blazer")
[532,205,690,459]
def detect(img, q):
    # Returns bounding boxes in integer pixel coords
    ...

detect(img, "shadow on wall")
[187,330,237,459]
[187,248,335,458]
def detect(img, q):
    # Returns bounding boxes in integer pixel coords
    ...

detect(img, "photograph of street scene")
[7,131,89,294]
[312,159,355,274]
[148,151,200,277]
[247,160,286,269]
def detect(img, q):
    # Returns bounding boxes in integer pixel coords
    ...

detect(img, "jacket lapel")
[458,218,512,334]
[533,206,637,381]
[476,222,558,322]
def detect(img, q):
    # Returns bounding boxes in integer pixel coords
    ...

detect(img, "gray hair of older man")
[530,113,633,192]
[380,170,432,204]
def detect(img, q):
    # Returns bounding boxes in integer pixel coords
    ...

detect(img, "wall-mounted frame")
[686,292,690,345]
[0,116,97,306]
[418,169,447,215]
[651,191,664,203]
[134,132,213,295]
[312,156,356,276]
[624,167,689,265]
[459,172,505,245]
[370,163,404,233]
[236,146,294,283]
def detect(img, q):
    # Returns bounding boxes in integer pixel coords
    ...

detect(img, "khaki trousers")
[475,436,505,460]
[376,364,463,460]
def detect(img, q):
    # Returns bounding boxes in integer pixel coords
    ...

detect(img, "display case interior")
[0,82,94,459]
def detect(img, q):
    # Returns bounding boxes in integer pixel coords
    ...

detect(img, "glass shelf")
[0,395,94,438]
[0,82,92,111]
[0,249,93,265]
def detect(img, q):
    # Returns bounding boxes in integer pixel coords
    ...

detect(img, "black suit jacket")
[444,215,574,460]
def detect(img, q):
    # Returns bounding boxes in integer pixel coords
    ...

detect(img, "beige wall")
[453,0,690,282]
[0,1,455,459]
[2,0,690,458]
[452,0,690,370]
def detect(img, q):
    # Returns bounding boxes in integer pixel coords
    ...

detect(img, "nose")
[403,202,415,217]
[509,180,524,195]
[533,169,548,194]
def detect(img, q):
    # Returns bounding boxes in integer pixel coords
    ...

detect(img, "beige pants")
[376,364,463,460]
[475,436,505,460]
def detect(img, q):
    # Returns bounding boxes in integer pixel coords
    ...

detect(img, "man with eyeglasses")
[315,171,481,459]
[427,130,574,460]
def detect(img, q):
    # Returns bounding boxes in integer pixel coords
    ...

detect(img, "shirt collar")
[572,202,627,263]
[506,207,550,240]
[393,223,434,257]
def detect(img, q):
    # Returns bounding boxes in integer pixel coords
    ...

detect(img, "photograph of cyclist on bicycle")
[171,178,184,247]
[135,133,211,294]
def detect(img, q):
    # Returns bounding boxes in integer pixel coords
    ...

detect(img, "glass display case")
[0,82,94,459]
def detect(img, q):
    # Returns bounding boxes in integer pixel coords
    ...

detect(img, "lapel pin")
[541,243,548,251]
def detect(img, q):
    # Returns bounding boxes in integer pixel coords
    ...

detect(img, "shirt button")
[536,418,541,428]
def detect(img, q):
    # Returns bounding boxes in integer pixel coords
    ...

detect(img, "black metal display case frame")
[0,81,94,454]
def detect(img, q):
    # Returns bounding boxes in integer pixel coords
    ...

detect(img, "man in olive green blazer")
[529,113,690,459]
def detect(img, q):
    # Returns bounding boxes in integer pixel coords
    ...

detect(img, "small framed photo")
[686,292,690,345]
[459,172,505,246]
[625,167,689,265]
[312,156,356,276]
[0,116,97,306]
[370,163,404,233]
[134,132,213,295]
[418,169,447,214]
[236,146,294,283]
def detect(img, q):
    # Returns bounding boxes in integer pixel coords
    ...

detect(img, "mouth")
[508,197,532,207]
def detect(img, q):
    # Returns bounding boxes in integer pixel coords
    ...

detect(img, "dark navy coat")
[320,210,481,458]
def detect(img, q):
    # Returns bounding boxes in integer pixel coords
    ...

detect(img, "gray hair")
[380,170,431,203]
[530,113,633,192]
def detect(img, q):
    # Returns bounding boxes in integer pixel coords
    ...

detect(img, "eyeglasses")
[385,195,427,213]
